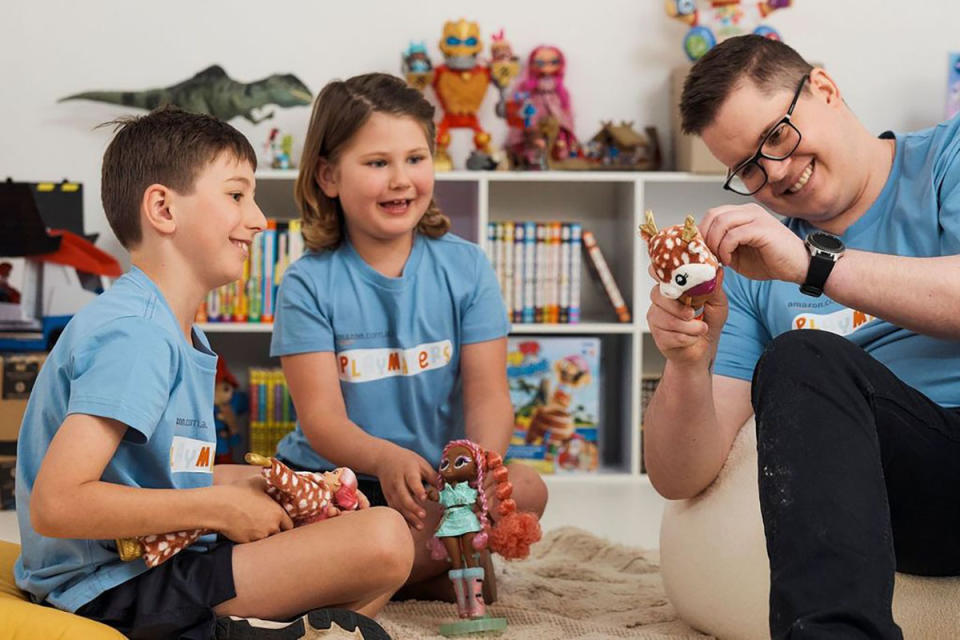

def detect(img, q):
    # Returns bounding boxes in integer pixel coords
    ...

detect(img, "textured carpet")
[378,527,711,639]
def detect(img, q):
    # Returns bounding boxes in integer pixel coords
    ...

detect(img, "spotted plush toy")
[116,454,369,568]
[640,210,720,309]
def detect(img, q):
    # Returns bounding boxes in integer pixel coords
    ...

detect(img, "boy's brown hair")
[100,106,257,249]
[680,35,813,136]
[296,72,450,251]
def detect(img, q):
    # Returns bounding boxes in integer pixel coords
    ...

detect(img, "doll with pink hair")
[426,439,541,631]
[508,45,580,161]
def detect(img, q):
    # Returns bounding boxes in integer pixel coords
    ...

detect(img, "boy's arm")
[461,337,513,457]
[32,413,293,540]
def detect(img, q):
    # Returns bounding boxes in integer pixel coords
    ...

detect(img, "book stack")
[486,221,583,324]
[247,368,297,457]
[197,219,304,323]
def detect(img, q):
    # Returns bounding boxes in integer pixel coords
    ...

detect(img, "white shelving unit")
[203,169,742,487]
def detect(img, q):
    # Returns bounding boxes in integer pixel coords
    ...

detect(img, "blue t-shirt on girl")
[15,266,219,612]
[271,232,510,471]
[715,115,960,408]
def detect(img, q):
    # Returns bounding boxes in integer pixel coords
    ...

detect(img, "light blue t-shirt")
[715,116,960,408]
[271,232,509,470]
[15,266,219,612]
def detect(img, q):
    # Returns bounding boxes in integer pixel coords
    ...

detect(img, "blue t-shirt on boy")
[271,232,509,471]
[15,266,219,612]
[715,115,960,408]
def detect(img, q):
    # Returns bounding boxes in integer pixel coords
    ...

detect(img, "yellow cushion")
[0,540,126,639]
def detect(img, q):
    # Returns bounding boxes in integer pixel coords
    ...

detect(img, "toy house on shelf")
[585,122,662,170]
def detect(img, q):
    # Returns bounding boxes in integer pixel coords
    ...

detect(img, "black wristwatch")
[800,231,845,297]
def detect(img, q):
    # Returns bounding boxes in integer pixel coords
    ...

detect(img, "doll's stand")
[439,614,507,637]
[659,418,960,639]
[1,540,125,638]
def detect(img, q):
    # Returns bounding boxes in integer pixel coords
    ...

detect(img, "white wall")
[3,0,959,261]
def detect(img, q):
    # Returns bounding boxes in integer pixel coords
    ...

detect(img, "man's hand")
[647,267,727,369]
[373,443,438,530]
[700,203,808,284]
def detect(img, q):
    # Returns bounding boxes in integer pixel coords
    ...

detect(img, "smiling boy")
[14,106,408,639]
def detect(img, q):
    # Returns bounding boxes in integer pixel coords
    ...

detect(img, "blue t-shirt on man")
[15,266,219,612]
[271,232,509,471]
[715,116,960,408]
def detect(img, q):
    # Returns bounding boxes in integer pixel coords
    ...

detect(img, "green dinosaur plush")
[59,65,312,124]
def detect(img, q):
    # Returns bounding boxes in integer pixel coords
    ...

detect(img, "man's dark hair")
[100,106,257,248]
[680,35,813,135]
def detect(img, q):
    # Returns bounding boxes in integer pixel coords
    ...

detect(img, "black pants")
[751,330,960,640]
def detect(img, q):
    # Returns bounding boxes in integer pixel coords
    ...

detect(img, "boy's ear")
[141,184,176,236]
[316,159,339,198]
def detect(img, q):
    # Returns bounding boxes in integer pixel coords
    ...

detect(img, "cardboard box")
[671,65,727,174]
[0,353,46,444]
[0,455,15,510]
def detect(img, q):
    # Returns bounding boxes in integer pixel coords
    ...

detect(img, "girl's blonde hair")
[295,73,450,251]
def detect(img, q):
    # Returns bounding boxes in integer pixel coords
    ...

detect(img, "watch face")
[810,232,843,253]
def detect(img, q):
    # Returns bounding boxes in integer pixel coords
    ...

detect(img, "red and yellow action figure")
[403,20,519,171]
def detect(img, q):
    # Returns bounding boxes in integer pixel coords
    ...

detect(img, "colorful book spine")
[549,222,562,323]
[512,222,525,323]
[503,221,514,322]
[569,223,582,323]
[534,223,547,323]
[559,223,571,324]
[582,230,631,323]
[523,222,536,323]
[260,220,277,323]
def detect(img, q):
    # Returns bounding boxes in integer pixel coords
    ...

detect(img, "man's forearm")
[823,250,960,340]
[643,361,728,499]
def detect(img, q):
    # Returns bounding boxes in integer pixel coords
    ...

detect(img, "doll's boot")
[462,566,487,618]
[448,569,470,618]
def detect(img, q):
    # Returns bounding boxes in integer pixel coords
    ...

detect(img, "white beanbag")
[659,418,960,639]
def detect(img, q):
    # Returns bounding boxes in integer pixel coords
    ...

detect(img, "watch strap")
[800,253,835,297]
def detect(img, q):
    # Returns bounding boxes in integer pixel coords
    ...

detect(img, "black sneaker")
[215,608,391,639]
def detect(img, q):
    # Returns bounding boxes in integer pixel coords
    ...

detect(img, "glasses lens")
[729,161,765,195]
[761,122,800,160]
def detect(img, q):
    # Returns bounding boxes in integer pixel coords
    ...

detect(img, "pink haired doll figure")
[513,45,579,161]
[426,439,541,635]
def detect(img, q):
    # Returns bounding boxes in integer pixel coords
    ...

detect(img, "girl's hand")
[215,477,294,543]
[373,443,438,530]
[425,486,439,502]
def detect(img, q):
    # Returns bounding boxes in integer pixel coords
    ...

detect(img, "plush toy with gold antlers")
[115,454,369,568]
[639,210,720,309]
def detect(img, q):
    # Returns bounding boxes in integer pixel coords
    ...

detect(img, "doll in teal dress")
[426,439,541,632]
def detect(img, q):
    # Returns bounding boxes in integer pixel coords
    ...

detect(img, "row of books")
[196,220,305,323]
[485,221,631,324]
[248,368,297,457]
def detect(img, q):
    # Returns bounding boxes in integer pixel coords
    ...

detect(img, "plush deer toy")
[640,210,720,309]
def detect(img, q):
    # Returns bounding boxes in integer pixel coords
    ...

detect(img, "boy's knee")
[364,507,415,581]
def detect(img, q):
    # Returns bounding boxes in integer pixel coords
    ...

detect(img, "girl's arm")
[282,351,437,528]
[281,351,396,474]
[31,413,292,540]
[461,337,513,457]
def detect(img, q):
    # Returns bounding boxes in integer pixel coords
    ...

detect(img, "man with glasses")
[644,35,960,639]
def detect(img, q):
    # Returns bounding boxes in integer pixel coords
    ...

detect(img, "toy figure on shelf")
[665,0,794,61]
[402,20,520,171]
[426,439,541,636]
[584,121,662,170]
[402,42,434,91]
[263,127,294,169]
[213,357,242,464]
[116,454,369,568]
[640,210,720,311]
[510,45,580,161]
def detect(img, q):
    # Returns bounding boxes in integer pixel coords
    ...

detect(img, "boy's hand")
[373,444,438,530]
[215,476,294,543]
[647,267,727,369]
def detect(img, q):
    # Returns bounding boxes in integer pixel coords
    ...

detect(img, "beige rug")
[379,527,712,639]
